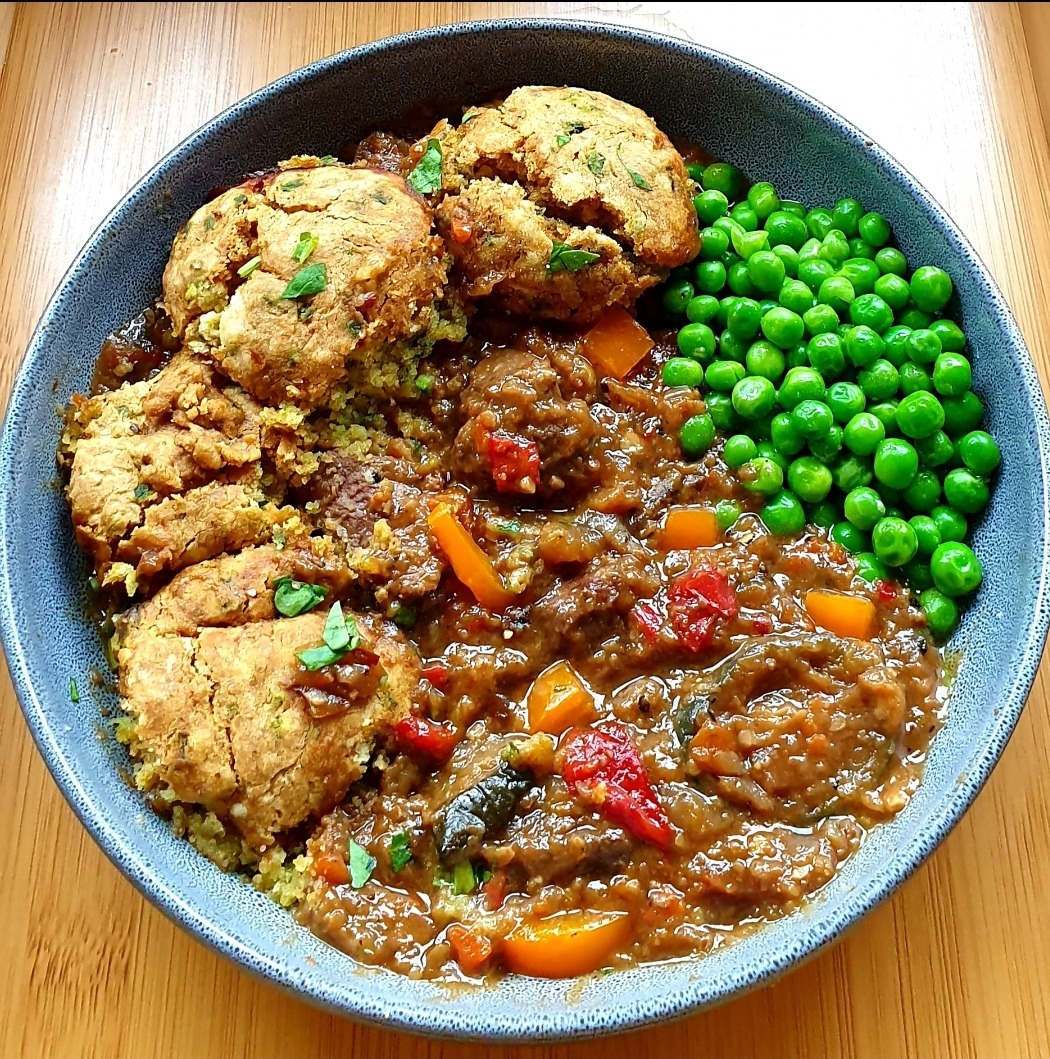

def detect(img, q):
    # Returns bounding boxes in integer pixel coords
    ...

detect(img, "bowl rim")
[3,15,1050,1042]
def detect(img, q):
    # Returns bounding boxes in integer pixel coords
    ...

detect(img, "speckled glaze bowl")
[2,18,1048,1041]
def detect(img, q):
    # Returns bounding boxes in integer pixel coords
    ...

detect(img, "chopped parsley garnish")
[319,154,338,164]
[389,832,412,872]
[280,262,327,300]
[461,110,479,124]
[133,483,154,502]
[295,601,361,670]
[347,319,364,337]
[203,215,216,231]
[237,255,261,278]
[348,840,376,888]
[547,242,600,274]
[555,134,571,148]
[392,603,417,630]
[69,679,79,703]
[280,177,305,191]
[414,374,434,394]
[451,860,477,895]
[273,575,327,617]
[495,519,522,537]
[298,305,314,321]
[407,139,443,195]
[586,151,605,177]
[233,193,248,205]
[626,166,651,190]
[292,231,318,264]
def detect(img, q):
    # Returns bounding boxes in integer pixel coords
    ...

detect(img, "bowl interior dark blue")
[2,19,1049,1042]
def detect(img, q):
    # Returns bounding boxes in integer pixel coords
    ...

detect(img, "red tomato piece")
[631,601,663,642]
[876,579,899,603]
[560,723,674,848]
[485,430,541,494]
[394,716,459,761]
[666,567,737,651]
[420,663,449,690]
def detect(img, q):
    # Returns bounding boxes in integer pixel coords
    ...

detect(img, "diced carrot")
[805,590,875,640]
[526,660,596,735]
[311,852,349,886]
[658,506,718,550]
[447,924,494,974]
[427,503,515,611]
[580,306,654,380]
[503,911,631,978]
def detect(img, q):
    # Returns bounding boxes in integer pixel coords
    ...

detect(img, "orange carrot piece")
[503,911,631,979]
[526,660,596,735]
[805,590,875,640]
[580,306,654,379]
[427,503,515,611]
[447,924,494,974]
[311,852,350,886]
[658,506,719,550]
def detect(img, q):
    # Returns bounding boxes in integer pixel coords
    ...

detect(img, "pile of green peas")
[662,161,1000,639]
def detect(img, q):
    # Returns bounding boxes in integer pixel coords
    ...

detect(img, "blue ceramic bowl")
[2,19,1048,1042]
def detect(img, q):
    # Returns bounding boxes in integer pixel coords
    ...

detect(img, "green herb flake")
[495,519,522,538]
[586,151,605,177]
[389,832,412,872]
[414,374,435,394]
[451,860,477,895]
[273,575,327,617]
[407,139,443,195]
[203,215,216,231]
[295,644,343,671]
[133,483,154,502]
[88,576,100,593]
[319,154,338,164]
[348,840,377,888]
[461,110,479,124]
[547,242,600,274]
[69,678,80,703]
[280,177,305,191]
[298,305,315,321]
[626,166,652,190]
[322,601,352,652]
[237,255,261,278]
[292,231,319,264]
[280,262,327,300]
[233,193,248,205]
[392,603,417,630]
[555,134,571,148]
[347,320,364,337]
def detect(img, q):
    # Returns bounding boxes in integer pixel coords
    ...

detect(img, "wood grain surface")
[2,3,1050,1056]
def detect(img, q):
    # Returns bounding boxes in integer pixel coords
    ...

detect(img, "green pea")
[943,468,990,513]
[756,440,788,470]
[920,588,959,640]
[771,243,800,277]
[857,358,901,401]
[702,163,743,199]
[787,456,833,502]
[909,515,942,557]
[714,499,742,531]
[686,162,706,182]
[916,430,955,467]
[764,210,809,250]
[899,362,933,395]
[902,558,935,592]
[910,265,954,313]
[780,200,807,219]
[903,469,941,512]
[747,250,786,292]
[807,332,845,377]
[941,391,984,436]
[896,390,946,439]
[843,325,885,368]
[694,189,729,224]
[957,430,1001,476]
[786,344,809,369]
[803,303,840,337]
[874,437,919,489]
[872,516,918,567]
[679,413,716,457]
[706,392,740,432]
[848,238,877,261]
[806,208,835,239]
[844,411,886,456]
[873,272,911,312]
[931,504,968,543]
[831,198,863,237]
[868,399,900,434]
[854,551,890,583]
[762,306,806,349]
[698,227,729,262]
[778,366,826,410]
[726,298,762,339]
[731,227,769,261]
[826,381,867,423]
[808,425,844,462]
[875,246,908,276]
[661,279,695,315]
[798,258,836,289]
[844,486,887,530]
[858,211,892,247]
[791,399,834,440]
[833,453,874,492]
[839,258,880,295]
[778,279,816,316]
[723,434,759,469]
[740,456,784,496]
[809,500,839,528]
[705,359,747,391]
[747,181,780,220]
[733,375,777,419]
[882,325,913,367]
[718,330,749,363]
[746,340,786,382]
[832,519,869,553]
[677,322,717,361]
[663,357,705,388]
[730,202,760,232]
[819,229,850,269]
[761,489,806,535]
[686,295,719,324]
[907,328,942,365]
[930,541,983,596]
[932,352,972,397]
[770,412,806,456]
[929,319,966,353]
[716,296,738,328]
[727,260,758,297]
[899,306,934,330]
[818,275,855,315]
[850,293,895,333]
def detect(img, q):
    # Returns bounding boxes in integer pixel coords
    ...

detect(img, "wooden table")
[3,3,1050,1056]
